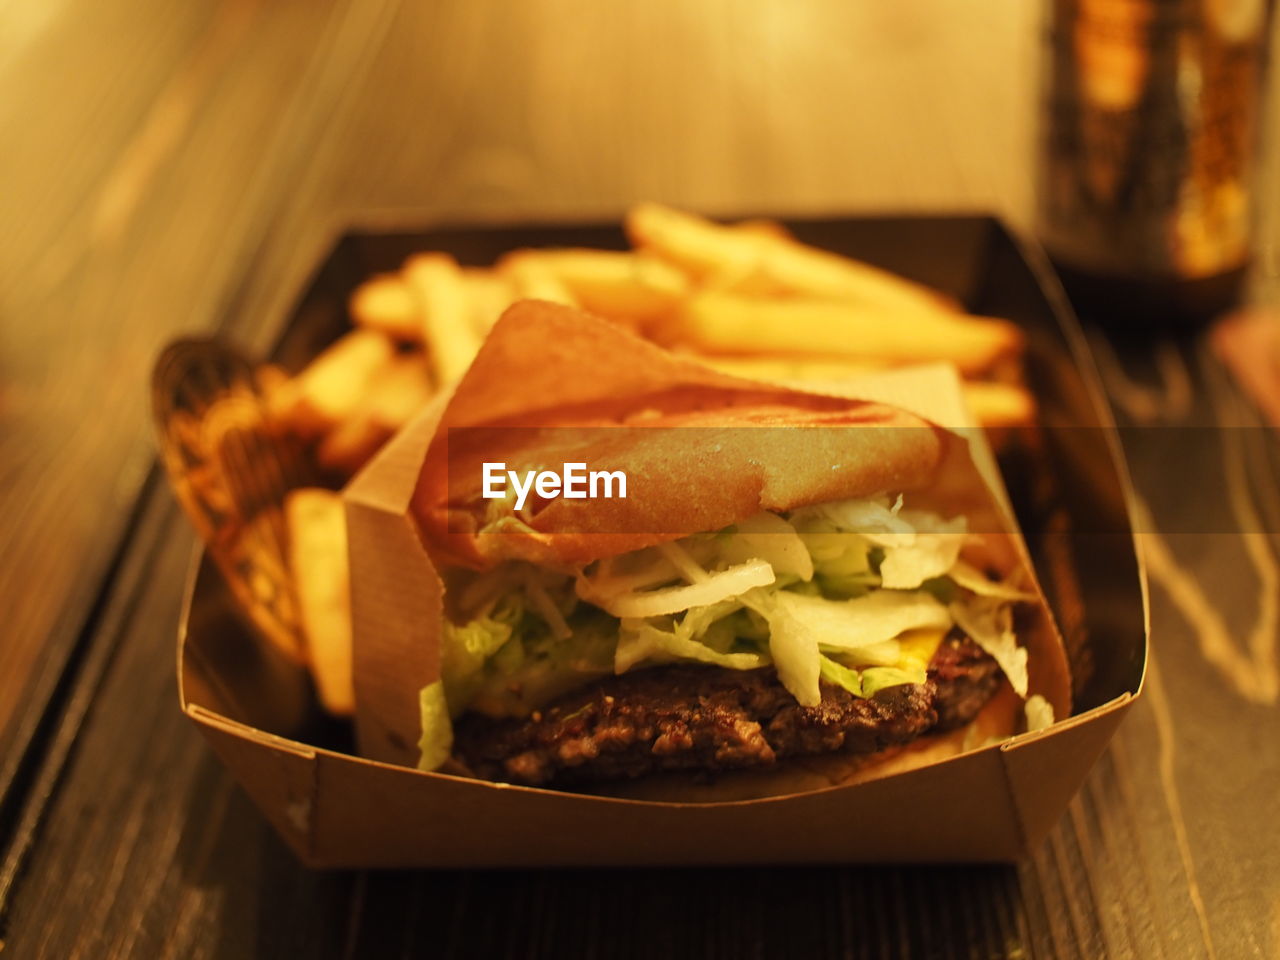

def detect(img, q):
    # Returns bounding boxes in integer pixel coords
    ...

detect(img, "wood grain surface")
[1,1,1277,957]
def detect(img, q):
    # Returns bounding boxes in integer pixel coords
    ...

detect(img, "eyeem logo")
[482,462,627,511]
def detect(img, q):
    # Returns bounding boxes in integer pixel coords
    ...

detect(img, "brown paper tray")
[178,213,1147,867]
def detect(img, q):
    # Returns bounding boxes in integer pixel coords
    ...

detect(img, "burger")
[398,301,1069,800]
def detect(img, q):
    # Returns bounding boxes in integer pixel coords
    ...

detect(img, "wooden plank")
[0,504,355,960]
[0,0,397,789]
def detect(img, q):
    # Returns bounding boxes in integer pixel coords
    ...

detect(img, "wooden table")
[1,2,1277,956]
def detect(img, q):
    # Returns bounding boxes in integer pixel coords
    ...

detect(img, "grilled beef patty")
[453,632,1002,787]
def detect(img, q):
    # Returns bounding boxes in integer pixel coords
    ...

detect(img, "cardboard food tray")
[178,214,1148,867]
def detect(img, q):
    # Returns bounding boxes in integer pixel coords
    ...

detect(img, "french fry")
[499,251,579,306]
[523,249,690,326]
[462,267,516,335]
[275,205,1034,490]
[269,329,396,438]
[405,253,481,385]
[625,202,763,283]
[730,218,792,241]
[628,202,956,313]
[349,274,421,341]
[957,381,1036,429]
[748,236,958,313]
[676,292,1024,377]
[285,488,354,715]
[365,351,435,426]
[316,353,434,475]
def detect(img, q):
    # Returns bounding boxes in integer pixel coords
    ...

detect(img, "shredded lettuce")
[808,533,879,598]
[818,654,865,695]
[1024,694,1055,731]
[950,597,1029,697]
[597,559,775,618]
[577,550,682,599]
[751,591,950,704]
[417,681,453,772]
[616,620,766,673]
[828,638,903,667]
[767,590,951,651]
[763,595,823,706]
[871,511,967,589]
[716,511,814,580]
[791,497,967,589]
[440,598,520,715]
[790,509,877,597]
[791,497,913,540]
[439,570,612,720]
[949,559,1037,601]
[468,611,616,717]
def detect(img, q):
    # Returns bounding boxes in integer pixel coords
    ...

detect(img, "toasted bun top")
[411,301,945,569]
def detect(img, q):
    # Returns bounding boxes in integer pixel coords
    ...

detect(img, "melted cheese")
[895,627,947,672]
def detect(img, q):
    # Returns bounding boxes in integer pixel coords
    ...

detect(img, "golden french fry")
[730,218,792,241]
[349,274,421,341]
[269,329,396,438]
[285,488,354,715]
[366,351,434,426]
[499,251,579,306]
[405,253,481,385]
[755,239,958,313]
[627,202,956,313]
[520,248,691,325]
[675,292,1023,376]
[958,381,1037,429]
[462,268,517,335]
[732,218,788,241]
[625,202,762,282]
[316,353,434,475]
